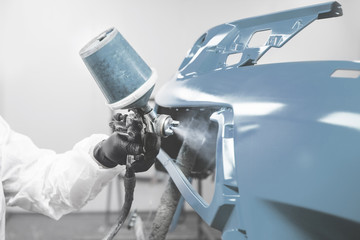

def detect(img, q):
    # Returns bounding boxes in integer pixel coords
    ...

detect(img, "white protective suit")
[0,115,122,239]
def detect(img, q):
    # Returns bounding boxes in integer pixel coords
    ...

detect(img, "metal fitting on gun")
[154,114,180,137]
[140,104,179,138]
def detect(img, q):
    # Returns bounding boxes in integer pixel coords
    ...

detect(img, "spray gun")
[79,28,179,138]
[79,28,179,239]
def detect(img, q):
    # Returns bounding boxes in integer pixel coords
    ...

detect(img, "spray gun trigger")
[117,132,130,137]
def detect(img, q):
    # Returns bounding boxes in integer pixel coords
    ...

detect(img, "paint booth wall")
[0,0,359,213]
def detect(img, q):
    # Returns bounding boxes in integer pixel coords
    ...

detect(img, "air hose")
[102,167,136,240]
[148,115,206,240]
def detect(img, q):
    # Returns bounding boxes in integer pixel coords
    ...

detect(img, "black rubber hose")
[102,168,136,240]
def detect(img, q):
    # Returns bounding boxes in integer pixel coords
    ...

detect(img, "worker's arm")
[1,129,123,220]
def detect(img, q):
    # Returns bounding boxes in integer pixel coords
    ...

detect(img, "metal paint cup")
[80,28,156,110]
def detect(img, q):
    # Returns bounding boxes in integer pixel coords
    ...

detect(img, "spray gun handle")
[126,155,135,167]
[113,132,136,167]
[110,112,144,167]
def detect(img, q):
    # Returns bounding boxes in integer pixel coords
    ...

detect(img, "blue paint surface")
[155,2,360,239]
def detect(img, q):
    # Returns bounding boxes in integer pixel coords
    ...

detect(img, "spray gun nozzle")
[170,120,180,128]
[153,114,179,137]
[164,119,180,136]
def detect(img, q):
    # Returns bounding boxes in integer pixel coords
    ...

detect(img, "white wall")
[0,0,359,213]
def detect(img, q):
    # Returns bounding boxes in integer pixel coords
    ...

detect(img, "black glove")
[94,112,144,168]
[94,112,160,171]
[129,132,161,173]
[93,132,143,168]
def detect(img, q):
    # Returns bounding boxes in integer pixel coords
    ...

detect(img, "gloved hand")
[130,132,161,173]
[93,113,144,168]
[93,112,161,171]
[93,132,143,168]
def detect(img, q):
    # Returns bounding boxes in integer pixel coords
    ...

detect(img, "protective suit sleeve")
[1,130,122,220]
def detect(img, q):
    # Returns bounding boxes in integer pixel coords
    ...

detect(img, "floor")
[5,211,222,240]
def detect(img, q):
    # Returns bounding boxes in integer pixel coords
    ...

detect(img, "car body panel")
[155,2,360,239]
